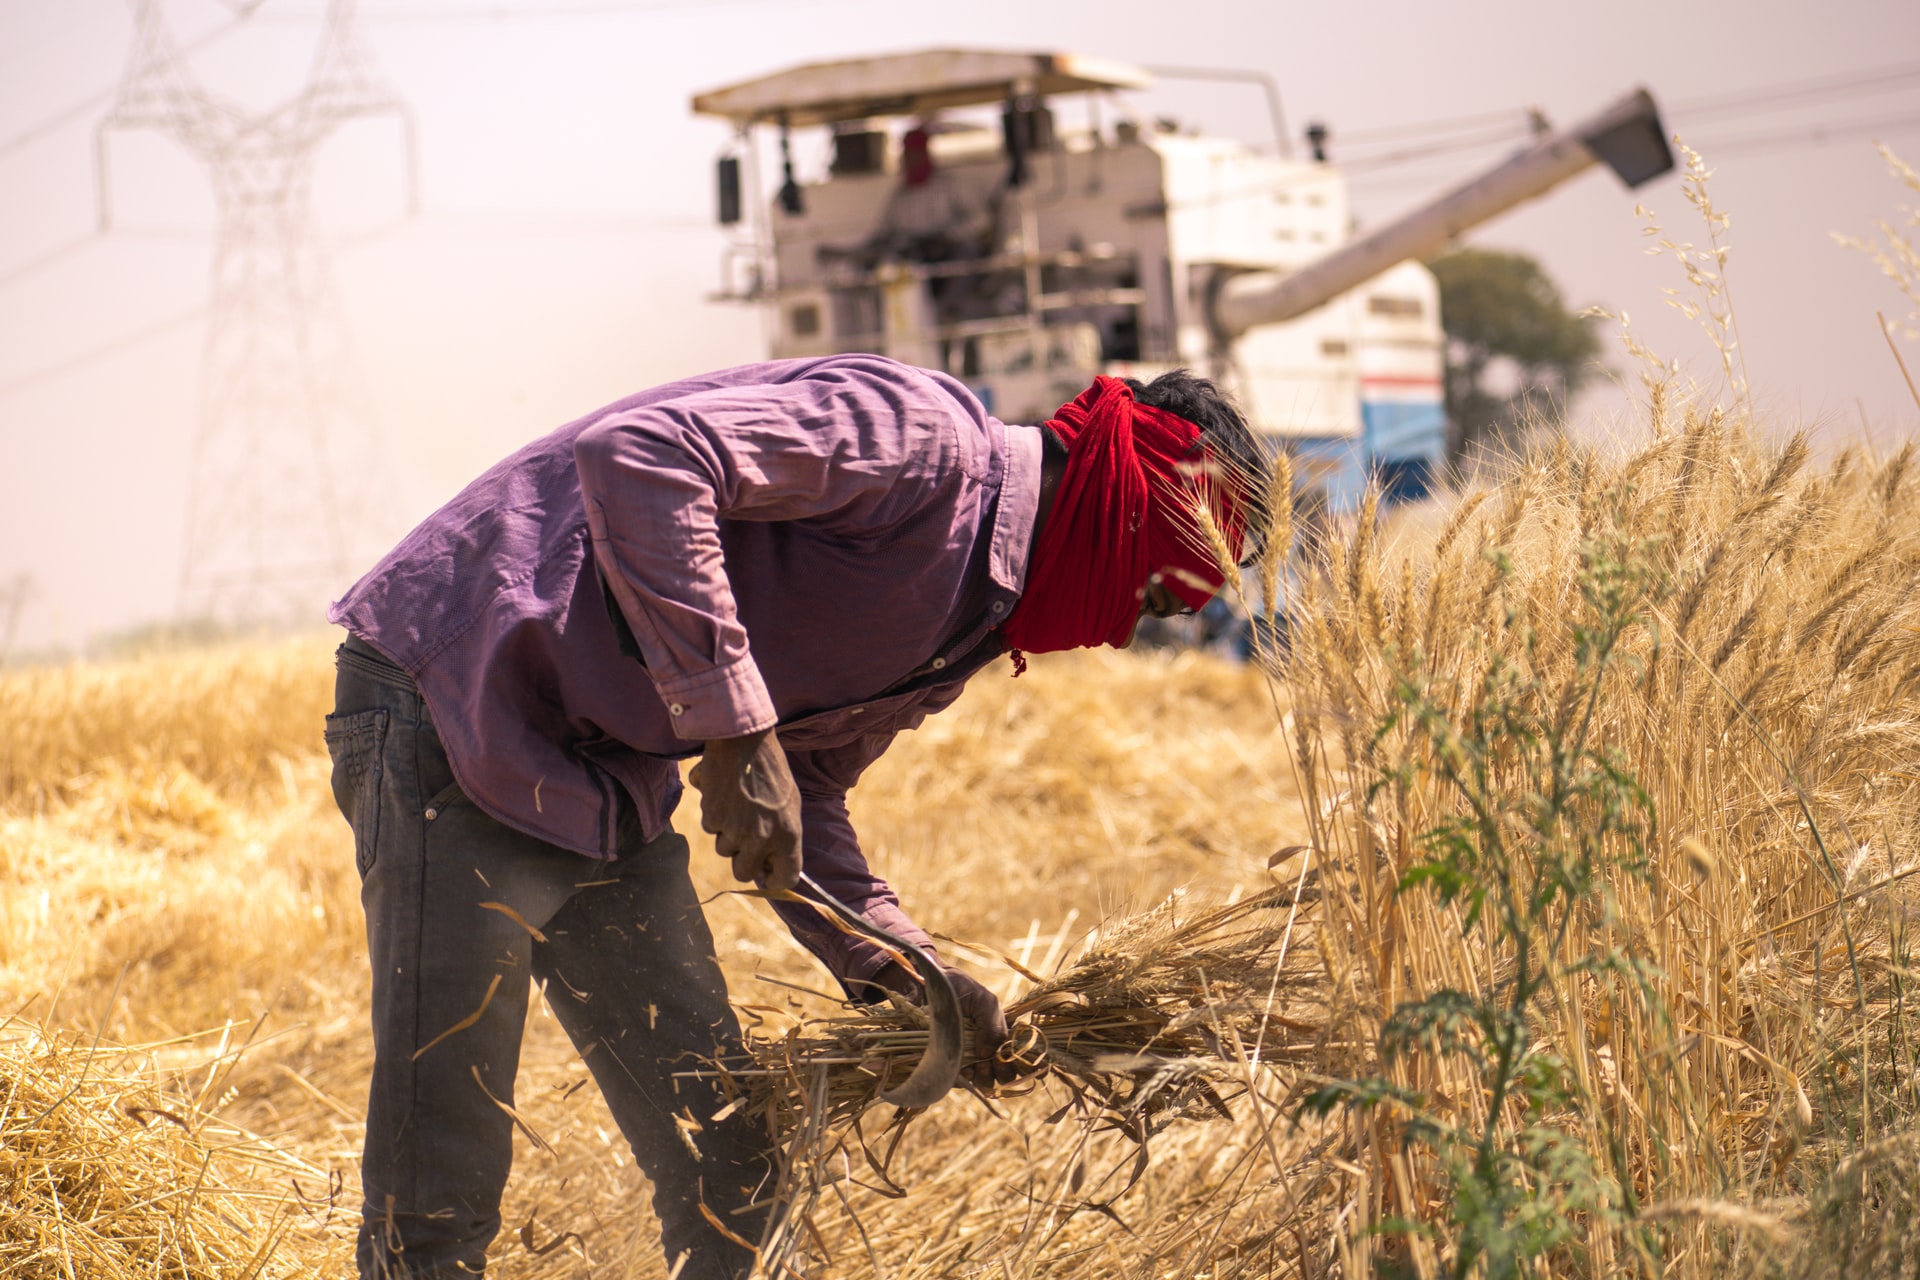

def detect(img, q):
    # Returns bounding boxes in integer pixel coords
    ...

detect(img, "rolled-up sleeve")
[770,738,938,997]
[574,369,958,741]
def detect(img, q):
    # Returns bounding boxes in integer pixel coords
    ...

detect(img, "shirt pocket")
[324,707,390,878]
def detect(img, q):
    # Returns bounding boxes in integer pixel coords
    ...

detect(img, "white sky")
[3,0,1918,654]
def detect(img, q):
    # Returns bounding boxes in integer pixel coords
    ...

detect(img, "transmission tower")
[97,0,417,624]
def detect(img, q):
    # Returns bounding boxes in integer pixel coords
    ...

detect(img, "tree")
[1428,248,1601,460]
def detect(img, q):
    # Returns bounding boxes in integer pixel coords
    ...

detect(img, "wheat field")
[3,396,1919,1278]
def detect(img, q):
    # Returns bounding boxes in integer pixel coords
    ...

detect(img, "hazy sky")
[3,0,1918,654]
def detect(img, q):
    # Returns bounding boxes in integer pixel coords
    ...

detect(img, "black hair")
[1123,369,1270,563]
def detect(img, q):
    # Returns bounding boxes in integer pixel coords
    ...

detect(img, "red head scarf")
[999,377,1245,664]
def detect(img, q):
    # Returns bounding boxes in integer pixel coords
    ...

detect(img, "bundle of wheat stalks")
[730,882,1329,1152]
[0,1021,325,1279]
[724,880,1342,1275]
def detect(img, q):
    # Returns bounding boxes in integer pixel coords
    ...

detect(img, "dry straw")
[726,880,1329,1144]
[1,636,1308,1277]
[0,1019,330,1278]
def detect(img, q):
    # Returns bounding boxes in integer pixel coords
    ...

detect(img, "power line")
[0,219,416,398]
[0,208,706,312]
[1690,111,1920,157]
[1670,60,1920,123]
[0,202,720,402]
[1340,123,1534,173]
[362,210,712,235]
[1346,109,1920,198]
[0,232,106,294]
[0,0,856,168]
[1326,63,1919,165]
[0,305,205,404]
[1332,106,1530,146]
[0,15,247,160]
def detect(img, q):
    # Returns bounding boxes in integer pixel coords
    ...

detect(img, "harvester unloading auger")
[1207,88,1673,338]
[695,51,1674,510]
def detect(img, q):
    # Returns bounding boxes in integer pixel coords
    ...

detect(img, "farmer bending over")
[323,356,1261,1279]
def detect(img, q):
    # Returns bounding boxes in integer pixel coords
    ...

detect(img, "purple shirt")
[330,355,1042,990]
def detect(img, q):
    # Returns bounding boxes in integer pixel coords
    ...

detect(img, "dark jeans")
[324,640,772,1279]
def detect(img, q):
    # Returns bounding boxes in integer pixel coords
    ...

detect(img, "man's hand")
[866,962,1017,1089]
[688,729,802,891]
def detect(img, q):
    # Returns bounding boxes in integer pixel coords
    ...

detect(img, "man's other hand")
[689,729,802,891]
[866,962,1017,1089]
[949,970,1017,1088]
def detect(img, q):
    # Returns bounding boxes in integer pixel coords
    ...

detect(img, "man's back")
[331,354,1040,861]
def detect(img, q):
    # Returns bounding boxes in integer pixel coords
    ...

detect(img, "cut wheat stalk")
[687,886,1337,1173]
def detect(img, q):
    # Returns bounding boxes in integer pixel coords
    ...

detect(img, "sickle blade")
[796,873,965,1108]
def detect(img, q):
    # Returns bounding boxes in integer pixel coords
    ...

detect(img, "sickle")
[795,872,965,1109]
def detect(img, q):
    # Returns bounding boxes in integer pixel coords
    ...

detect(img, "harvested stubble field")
[4,402,1920,1279]
[0,628,1307,1276]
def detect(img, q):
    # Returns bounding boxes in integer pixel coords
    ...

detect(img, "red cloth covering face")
[1000,376,1246,660]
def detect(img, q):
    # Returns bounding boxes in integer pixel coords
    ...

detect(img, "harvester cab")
[692,50,1672,511]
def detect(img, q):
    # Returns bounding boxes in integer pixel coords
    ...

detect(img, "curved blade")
[796,873,964,1108]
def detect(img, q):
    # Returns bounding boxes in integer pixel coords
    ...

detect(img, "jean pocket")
[423,779,466,819]
[324,707,390,878]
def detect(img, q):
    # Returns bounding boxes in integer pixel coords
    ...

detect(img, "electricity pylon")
[98,0,417,624]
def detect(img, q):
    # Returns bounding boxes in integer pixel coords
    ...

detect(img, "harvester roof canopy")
[690,49,1153,128]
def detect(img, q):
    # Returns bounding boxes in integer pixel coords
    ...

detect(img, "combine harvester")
[692,50,1672,510]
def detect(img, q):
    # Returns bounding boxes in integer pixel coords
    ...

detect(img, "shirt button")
[931,657,946,670]
[424,807,438,821]
[669,702,685,716]
[991,601,1006,614]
